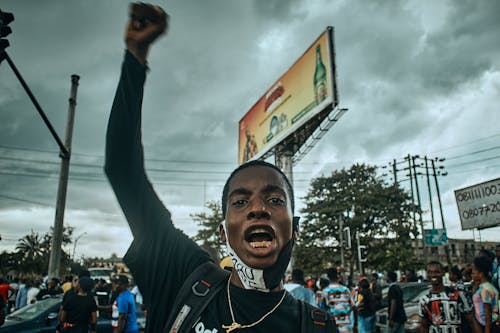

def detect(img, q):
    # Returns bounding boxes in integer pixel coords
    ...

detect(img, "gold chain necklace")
[222,275,287,333]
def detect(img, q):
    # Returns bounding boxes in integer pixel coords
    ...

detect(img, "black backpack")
[162,262,337,333]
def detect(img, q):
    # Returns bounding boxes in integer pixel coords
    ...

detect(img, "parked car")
[0,295,145,333]
[379,282,430,309]
[375,284,431,333]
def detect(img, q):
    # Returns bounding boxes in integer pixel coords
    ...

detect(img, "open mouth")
[245,226,275,249]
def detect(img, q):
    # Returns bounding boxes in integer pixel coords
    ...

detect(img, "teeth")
[250,241,272,248]
[250,228,268,235]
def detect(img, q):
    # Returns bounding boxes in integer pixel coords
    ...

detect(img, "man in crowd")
[419,261,478,333]
[104,3,336,332]
[386,271,406,333]
[36,277,61,300]
[284,268,316,306]
[323,268,353,333]
[112,275,138,333]
[370,273,382,310]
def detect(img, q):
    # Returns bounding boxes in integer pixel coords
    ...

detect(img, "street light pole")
[72,232,87,262]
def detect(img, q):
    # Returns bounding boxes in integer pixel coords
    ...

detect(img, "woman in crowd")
[471,256,499,333]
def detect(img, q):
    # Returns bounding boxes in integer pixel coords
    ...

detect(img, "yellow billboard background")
[238,29,333,164]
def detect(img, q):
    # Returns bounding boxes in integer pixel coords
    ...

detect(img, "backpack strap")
[163,261,230,333]
[300,301,338,333]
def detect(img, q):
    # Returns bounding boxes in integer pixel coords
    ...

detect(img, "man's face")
[426,264,443,286]
[221,165,293,269]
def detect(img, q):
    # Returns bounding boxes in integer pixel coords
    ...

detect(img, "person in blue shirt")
[284,268,316,306]
[112,275,138,333]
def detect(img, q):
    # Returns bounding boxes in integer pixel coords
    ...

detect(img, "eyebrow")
[228,184,287,199]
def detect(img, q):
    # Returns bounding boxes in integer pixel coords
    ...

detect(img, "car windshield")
[7,297,60,321]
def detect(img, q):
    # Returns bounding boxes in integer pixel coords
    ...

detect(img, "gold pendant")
[222,322,241,333]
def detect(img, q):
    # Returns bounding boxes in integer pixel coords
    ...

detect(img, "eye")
[231,199,248,207]
[268,196,285,206]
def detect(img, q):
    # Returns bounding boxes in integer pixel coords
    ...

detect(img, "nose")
[247,203,271,220]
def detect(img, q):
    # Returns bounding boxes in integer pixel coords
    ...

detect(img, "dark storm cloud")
[1,0,499,256]
[416,0,500,93]
[251,0,307,22]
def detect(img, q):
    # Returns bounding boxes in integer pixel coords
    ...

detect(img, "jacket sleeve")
[104,50,172,241]
[104,51,210,324]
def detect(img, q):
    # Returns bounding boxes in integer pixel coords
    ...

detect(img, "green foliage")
[0,226,75,277]
[294,163,418,275]
[191,201,226,259]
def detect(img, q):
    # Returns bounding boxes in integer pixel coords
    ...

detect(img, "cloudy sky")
[1,0,499,261]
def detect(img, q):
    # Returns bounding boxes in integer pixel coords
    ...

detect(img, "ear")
[219,223,226,243]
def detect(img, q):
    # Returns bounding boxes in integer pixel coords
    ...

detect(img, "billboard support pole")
[275,150,294,186]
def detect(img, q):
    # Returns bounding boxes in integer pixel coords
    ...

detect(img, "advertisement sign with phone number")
[454,177,500,230]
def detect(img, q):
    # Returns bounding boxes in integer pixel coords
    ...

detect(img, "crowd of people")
[281,245,500,333]
[0,271,145,332]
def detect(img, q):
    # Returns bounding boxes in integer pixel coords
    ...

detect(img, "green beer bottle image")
[313,44,327,105]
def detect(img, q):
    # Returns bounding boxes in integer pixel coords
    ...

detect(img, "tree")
[13,226,75,276]
[191,201,226,259]
[294,163,418,276]
[16,230,44,259]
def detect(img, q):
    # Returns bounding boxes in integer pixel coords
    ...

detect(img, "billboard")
[454,177,500,230]
[238,27,337,164]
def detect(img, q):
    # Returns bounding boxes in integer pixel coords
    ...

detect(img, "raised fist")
[125,2,168,64]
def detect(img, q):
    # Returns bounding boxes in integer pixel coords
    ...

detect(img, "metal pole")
[275,150,294,186]
[72,232,87,261]
[424,156,436,229]
[3,52,69,158]
[407,155,419,259]
[411,156,426,259]
[431,160,446,231]
[340,216,344,270]
[392,159,397,185]
[48,75,80,278]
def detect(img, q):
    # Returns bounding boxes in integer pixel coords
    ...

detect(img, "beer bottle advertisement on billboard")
[238,27,336,165]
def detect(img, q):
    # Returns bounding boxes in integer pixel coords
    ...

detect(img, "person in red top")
[0,278,14,315]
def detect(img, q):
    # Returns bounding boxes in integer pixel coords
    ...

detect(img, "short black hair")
[450,266,462,279]
[326,267,338,281]
[427,261,443,270]
[292,268,305,283]
[78,270,91,278]
[221,160,295,219]
[387,271,397,282]
[359,278,370,290]
[473,256,492,276]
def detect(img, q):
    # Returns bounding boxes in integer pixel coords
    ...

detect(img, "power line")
[0,144,235,166]
[446,154,500,168]
[446,145,500,161]
[430,132,500,154]
[0,194,51,206]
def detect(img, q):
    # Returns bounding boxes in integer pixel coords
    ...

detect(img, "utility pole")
[406,155,419,258]
[424,156,436,229]
[431,159,446,231]
[48,75,80,278]
[2,19,80,277]
[392,159,398,185]
[410,155,426,259]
